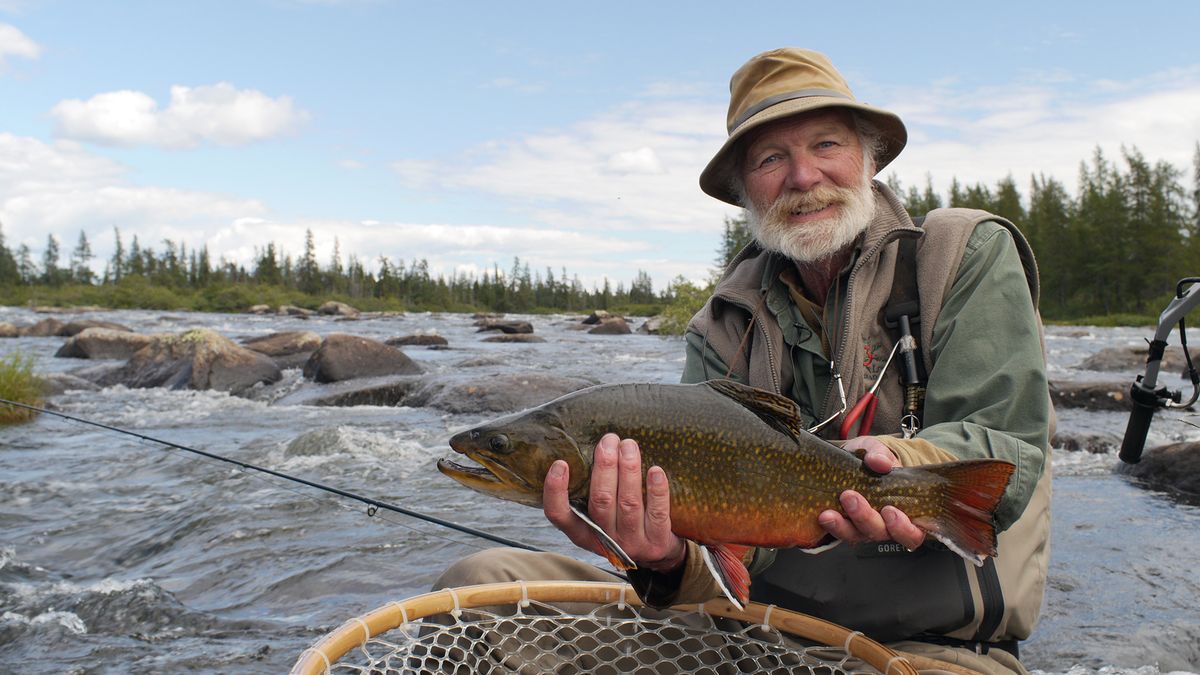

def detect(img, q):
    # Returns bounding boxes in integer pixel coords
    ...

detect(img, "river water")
[0,306,1197,674]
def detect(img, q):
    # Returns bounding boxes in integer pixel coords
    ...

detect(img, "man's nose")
[782,155,824,191]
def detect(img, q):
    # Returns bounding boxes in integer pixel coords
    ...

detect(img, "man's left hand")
[817,437,927,550]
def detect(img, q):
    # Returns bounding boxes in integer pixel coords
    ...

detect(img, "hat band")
[730,88,852,132]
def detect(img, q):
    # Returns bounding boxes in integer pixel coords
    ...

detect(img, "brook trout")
[438,379,1015,607]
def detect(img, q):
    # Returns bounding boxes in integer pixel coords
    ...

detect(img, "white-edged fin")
[799,539,842,554]
[699,545,745,611]
[570,504,636,569]
[929,531,986,567]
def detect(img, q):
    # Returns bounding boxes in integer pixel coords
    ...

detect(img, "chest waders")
[749,215,1015,657]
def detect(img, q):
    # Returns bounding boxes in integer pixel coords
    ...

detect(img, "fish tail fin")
[699,543,751,610]
[911,459,1015,565]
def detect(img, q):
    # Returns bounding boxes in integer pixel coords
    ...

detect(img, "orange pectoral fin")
[569,504,636,570]
[699,543,751,609]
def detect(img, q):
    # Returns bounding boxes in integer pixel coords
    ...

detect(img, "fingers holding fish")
[880,505,925,550]
[603,435,686,571]
[818,490,927,549]
[841,436,901,473]
[642,467,686,572]
[542,460,594,552]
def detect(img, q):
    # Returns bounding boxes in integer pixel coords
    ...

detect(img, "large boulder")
[241,331,323,369]
[318,301,360,318]
[302,333,423,383]
[407,373,594,413]
[1117,442,1200,504]
[95,328,282,394]
[588,317,632,335]
[55,328,156,359]
[0,322,18,338]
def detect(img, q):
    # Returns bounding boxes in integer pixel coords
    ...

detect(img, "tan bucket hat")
[700,48,907,206]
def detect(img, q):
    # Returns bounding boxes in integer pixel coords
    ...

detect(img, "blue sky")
[2,0,1198,293]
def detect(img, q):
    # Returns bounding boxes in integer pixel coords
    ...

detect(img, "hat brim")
[699,97,907,206]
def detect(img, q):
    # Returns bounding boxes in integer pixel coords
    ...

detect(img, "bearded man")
[437,48,1052,675]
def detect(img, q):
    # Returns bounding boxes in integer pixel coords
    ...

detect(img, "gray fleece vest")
[687,187,1051,645]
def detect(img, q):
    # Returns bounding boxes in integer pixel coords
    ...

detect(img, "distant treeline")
[1,143,1198,321]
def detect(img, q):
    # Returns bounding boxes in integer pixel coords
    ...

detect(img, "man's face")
[740,108,876,263]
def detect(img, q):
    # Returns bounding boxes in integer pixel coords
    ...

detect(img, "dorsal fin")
[703,379,805,440]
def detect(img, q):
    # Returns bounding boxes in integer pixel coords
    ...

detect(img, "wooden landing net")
[290,581,930,674]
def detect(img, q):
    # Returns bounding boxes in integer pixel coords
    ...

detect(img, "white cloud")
[50,83,309,148]
[605,147,665,175]
[875,70,1200,199]
[0,133,265,259]
[0,22,40,71]
[428,98,737,236]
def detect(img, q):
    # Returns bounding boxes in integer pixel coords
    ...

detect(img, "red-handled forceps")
[839,341,901,440]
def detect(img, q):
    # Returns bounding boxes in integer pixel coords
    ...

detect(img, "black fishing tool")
[1120,277,1200,464]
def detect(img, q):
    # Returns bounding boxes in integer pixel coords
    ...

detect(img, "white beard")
[746,174,877,263]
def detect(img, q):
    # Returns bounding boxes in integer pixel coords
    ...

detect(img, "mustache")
[763,185,852,219]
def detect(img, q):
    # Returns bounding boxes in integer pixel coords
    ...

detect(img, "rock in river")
[302,333,423,383]
[95,328,282,394]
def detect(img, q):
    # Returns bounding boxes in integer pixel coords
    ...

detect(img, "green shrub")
[657,278,714,336]
[0,352,45,425]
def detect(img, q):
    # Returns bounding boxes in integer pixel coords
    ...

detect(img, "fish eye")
[489,434,510,452]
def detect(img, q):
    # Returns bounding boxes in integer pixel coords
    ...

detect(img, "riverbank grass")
[0,352,45,424]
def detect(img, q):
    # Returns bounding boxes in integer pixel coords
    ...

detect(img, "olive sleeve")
[913,222,1052,530]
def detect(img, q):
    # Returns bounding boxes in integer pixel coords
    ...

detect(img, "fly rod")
[0,397,543,553]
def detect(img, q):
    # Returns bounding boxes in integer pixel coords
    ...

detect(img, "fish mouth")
[438,437,535,494]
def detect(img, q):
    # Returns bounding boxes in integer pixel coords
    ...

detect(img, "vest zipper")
[819,229,913,420]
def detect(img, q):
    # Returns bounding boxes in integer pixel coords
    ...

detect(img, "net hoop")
[290,580,921,675]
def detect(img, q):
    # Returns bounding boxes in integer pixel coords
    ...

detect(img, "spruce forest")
[2,144,1199,326]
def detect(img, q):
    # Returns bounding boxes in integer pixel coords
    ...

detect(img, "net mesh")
[293,583,913,675]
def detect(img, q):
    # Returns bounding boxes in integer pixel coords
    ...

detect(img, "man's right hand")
[543,432,686,573]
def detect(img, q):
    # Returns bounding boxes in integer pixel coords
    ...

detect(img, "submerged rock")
[1118,441,1200,504]
[60,320,133,337]
[1052,431,1118,454]
[1077,346,1185,375]
[481,334,545,343]
[18,318,65,337]
[1049,381,1131,412]
[407,373,594,413]
[273,374,422,407]
[475,320,533,334]
[386,334,449,347]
